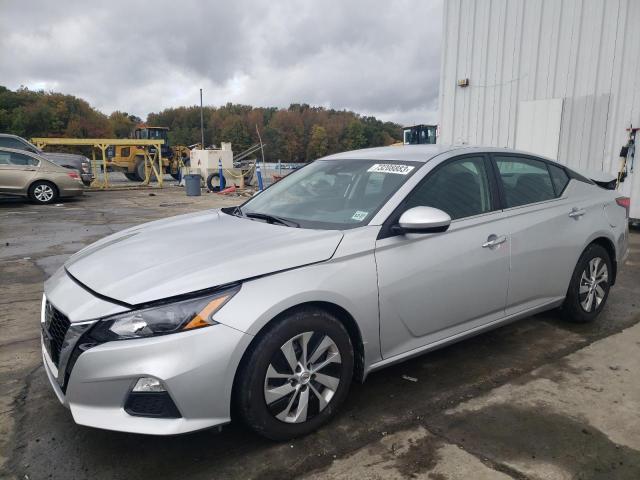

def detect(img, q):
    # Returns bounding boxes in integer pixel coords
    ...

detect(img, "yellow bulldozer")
[106,125,190,181]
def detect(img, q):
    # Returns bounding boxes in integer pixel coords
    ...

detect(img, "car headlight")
[89,286,239,341]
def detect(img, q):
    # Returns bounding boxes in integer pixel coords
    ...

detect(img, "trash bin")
[184,174,201,196]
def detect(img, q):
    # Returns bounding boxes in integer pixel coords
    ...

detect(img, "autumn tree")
[0,85,404,161]
[109,111,141,138]
[306,125,329,160]
[342,119,367,151]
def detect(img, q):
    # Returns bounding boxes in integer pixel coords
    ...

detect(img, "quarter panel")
[503,180,611,314]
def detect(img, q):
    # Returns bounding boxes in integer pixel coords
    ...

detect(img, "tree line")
[0,86,403,161]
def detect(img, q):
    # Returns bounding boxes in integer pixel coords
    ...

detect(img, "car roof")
[320,144,565,164]
[321,144,462,162]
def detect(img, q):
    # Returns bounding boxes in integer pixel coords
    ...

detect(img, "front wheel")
[28,181,58,204]
[235,307,354,440]
[563,244,612,323]
[135,158,157,182]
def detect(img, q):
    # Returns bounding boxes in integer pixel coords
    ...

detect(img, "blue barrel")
[184,174,201,196]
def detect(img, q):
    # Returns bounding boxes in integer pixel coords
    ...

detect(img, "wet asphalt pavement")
[1,188,639,480]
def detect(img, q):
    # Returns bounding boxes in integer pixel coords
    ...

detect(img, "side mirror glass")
[394,206,451,234]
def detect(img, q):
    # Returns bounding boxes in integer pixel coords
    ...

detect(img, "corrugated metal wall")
[439,0,640,174]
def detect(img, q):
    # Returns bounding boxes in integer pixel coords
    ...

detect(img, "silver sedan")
[41,145,629,439]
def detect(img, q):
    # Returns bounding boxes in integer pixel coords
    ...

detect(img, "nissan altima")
[41,145,629,440]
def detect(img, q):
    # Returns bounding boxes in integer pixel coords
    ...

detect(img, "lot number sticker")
[352,211,369,221]
[367,164,415,175]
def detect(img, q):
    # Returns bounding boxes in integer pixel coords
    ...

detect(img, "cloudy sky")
[0,0,442,125]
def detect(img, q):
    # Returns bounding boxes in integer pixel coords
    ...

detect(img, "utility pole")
[199,88,204,149]
[256,124,266,170]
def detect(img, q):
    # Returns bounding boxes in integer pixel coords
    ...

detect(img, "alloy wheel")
[263,331,342,423]
[34,184,54,203]
[579,257,608,312]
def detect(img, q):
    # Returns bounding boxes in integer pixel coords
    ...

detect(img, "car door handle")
[569,208,586,218]
[482,235,507,248]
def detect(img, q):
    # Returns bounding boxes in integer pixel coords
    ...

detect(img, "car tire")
[235,307,354,441]
[28,181,58,204]
[563,243,612,323]
[206,172,224,192]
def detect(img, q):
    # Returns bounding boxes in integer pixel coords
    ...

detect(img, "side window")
[403,156,493,220]
[8,152,39,167]
[548,164,570,195]
[495,156,555,208]
[0,152,11,165]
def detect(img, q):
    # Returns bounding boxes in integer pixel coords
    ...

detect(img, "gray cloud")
[0,0,442,125]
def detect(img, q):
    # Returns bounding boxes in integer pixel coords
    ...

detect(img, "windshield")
[238,159,419,229]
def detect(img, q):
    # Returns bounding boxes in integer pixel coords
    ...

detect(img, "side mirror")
[393,206,451,234]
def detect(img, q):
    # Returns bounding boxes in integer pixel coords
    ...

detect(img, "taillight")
[67,172,80,179]
[616,196,630,218]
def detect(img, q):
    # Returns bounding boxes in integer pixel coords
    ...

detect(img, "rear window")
[7,152,39,166]
[548,164,570,195]
[495,156,555,208]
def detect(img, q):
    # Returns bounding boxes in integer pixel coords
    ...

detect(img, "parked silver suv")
[41,145,629,440]
[0,134,93,186]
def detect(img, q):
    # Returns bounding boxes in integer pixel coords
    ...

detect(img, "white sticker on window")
[352,210,369,221]
[367,164,415,175]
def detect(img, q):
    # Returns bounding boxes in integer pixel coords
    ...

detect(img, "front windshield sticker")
[352,210,369,221]
[367,164,415,175]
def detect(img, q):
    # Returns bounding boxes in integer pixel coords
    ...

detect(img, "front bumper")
[42,272,253,435]
[43,321,251,435]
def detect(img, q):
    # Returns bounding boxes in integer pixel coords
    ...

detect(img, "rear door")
[0,151,39,194]
[375,154,511,359]
[491,154,593,314]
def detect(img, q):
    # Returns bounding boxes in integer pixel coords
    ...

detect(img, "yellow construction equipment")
[105,126,189,182]
[31,137,165,188]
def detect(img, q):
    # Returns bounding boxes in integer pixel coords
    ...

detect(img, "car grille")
[43,301,71,367]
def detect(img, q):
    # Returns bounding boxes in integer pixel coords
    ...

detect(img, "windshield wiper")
[245,212,300,228]
[221,205,245,218]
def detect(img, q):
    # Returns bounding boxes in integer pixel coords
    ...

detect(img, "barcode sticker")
[352,210,369,221]
[367,164,415,175]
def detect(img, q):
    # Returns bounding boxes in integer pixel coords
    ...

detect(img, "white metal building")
[438,0,640,216]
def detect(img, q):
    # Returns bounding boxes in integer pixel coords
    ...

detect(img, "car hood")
[64,209,343,305]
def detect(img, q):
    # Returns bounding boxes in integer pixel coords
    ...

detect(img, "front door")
[375,155,510,359]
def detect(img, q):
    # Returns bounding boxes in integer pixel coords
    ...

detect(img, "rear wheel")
[563,244,612,323]
[28,181,58,204]
[235,307,354,440]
